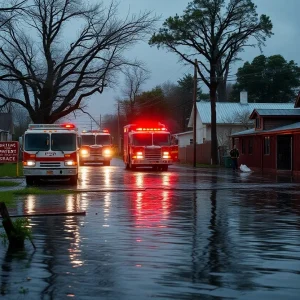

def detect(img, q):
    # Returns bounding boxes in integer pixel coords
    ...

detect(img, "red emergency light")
[61,123,75,129]
[103,129,109,133]
[136,127,167,131]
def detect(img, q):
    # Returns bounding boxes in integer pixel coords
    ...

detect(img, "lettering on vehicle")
[45,152,56,156]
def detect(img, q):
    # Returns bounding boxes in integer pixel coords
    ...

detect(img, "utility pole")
[99,114,102,130]
[193,59,197,168]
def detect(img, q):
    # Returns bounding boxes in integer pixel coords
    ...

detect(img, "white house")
[177,92,295,149]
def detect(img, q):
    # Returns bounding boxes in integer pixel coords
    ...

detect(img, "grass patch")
[0,163,23,177]
[0,191,14,204]
[0,181,20,187]
[13,187,74,195]
[0,187,75,204]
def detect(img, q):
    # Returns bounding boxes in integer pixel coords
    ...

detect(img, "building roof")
[250,109,300,119]
[189,101,295,126]
[0,113,13,132]
[174,131,193,137]
[232,122,300,137]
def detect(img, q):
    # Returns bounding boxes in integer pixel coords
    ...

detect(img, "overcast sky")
[74,0,300,130]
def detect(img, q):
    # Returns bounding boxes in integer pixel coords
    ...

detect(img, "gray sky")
[75,0,300,130]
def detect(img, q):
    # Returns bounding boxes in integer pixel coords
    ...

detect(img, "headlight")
[65,160,77,166]
[23,160,36,166]
[80,149,89,156]
[103,149,112,156]
[163,151,171,159]
[136,151,143,159]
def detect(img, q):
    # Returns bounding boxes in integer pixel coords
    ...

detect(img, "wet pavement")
[1,158,300,299]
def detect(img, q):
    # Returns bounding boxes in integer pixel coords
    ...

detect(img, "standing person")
[230,145,239,171]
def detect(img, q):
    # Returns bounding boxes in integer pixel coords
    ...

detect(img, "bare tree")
[0,0,156,123]
[0,0,26,29]
[119,65,150,122]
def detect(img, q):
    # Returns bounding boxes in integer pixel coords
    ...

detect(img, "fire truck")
[123,122,174,171]
[21,123,80,185]
[79,129,113,166]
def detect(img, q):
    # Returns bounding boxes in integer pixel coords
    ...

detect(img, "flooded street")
[1,158,300,299]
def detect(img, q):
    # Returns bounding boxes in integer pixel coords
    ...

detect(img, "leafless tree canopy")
[118,65,150,121]
[0,0,156,123]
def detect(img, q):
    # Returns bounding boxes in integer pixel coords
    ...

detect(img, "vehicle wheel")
[103,161,110,166]
[125,162,130,170]
[152,166,158,171]
[162,165,168,171]
[26,176,34,186]
[69,174,78,185]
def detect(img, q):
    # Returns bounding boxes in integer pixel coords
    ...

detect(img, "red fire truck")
[21,123,79,185]
[123,122,175,171]
[79,129,113,166]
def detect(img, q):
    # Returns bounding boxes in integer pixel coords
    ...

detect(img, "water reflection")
[1,166,300,299]
[132,189,171,228]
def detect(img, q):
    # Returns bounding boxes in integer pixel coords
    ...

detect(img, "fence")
[178,143,229,165]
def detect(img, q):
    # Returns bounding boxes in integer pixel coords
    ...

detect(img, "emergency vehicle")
[21,123,79,185]
[79,129,113,166]
[123,122,174,171]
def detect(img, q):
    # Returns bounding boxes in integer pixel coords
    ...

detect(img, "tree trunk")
[210,84,218,165]
[217,81,227,102]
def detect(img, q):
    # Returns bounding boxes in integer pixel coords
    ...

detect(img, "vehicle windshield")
[96,135,111,145]
[153,133,171,146]
[24,133,50,151]
[52,133,76,151]
[81,135,95,145]
[132,133,152,146]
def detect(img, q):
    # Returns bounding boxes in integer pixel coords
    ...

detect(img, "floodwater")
[1,159,300,299]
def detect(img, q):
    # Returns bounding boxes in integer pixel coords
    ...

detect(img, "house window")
[241,139,245,154]
[264,136,270,155]
[248,138,253,155]
[256,118,261,129]
[190,139,193,145]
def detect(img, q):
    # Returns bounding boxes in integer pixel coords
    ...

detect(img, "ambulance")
[21,123,79,185]
[123,122,174,171]
[79,129,113,166]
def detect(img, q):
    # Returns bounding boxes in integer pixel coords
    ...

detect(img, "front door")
[277,135,292,170]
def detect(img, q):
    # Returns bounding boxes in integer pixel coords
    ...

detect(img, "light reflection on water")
[1,178,300,299]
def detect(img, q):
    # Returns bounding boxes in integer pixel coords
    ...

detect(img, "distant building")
[0,113,14,141]
[175,91,295,164]
[186,92,294,149]
[232,108,300,175]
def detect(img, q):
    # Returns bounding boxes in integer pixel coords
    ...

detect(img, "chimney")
[240,90,248,105]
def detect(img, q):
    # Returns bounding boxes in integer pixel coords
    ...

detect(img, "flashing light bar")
[136,127,167,131]
[82,129,110,133]
[28,123,77,130]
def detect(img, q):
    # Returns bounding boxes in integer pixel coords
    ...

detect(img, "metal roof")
[231,128,256,136]
[232,122,300,137]
[267,122,300,132]
[174,131,193,136]
[251,109,300,117]
[189,101,295,126]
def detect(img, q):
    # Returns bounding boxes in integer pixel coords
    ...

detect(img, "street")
[1,158,300,299]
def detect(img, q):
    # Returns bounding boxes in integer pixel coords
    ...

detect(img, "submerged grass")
[0,187,75,204]
[0,163,23,177]
[0,181,20,187]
